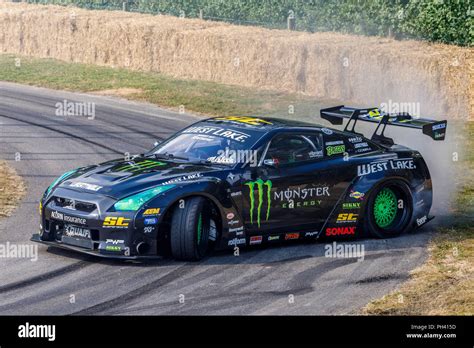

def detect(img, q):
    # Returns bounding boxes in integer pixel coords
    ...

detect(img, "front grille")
[53,196,97,213]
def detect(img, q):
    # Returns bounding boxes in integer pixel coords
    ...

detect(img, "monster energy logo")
[115,160,166,172]
[245,179,272,228]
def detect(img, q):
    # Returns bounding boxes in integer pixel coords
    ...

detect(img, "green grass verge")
[0,54,332,119]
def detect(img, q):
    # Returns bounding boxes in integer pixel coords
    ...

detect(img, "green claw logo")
[245,179,272,228]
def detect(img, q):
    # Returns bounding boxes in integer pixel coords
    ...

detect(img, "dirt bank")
[0,3,472,120]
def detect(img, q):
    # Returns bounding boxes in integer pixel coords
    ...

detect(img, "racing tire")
[170,196,210,261]
[365,180,413,239]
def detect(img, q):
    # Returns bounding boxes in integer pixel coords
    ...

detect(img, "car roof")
[202,116,326,131]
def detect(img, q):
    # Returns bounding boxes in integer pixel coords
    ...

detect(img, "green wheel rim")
[197,213,202,244]
[373,188,398,228]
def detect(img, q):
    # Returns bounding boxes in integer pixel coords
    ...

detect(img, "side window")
[264,132,324,166]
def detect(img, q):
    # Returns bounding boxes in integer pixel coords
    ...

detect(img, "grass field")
[0,54,333,120]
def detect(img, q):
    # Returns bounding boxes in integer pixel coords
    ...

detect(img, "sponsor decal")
[285,232,300,240]
[355,147,372,154]
[282,200,322,209]
[50,211,87,225]
[229,226,244,233]
[105,239,124,244]
[336,213,358,223]
[304,231,318,237]
[143,226,155,233]
[349,190,365,200]
[144,218,158,225]
[228,219,240,226]
[103,217,130,228]
[321,128,333,135]
[105,245,121,252]
[417,215,427,226]
[326,140,344,146]
[348,136,363,143]
[230,191,242,197]
[228,238,246,246]
[432,123,446,130]
[326,226,356,236]
[267,235,280,241]
[143,208,160,216]
[245,179,272,228]
[161,173,203,185]
[64,225,90,239]
[227,173,239,185]
[50,210,63,220]
[249,236,263,245]
[354,142,369,149]
[366,109,382,119]
[326,144,346,156]
[114,160,166,173]
[342,202,361,210]
[69,182,102,191]
[415,199,424,207]
[309,150,323,158]
[357,158,415,176]
[214,116,273,126]
[210,147,258,166]
[274,187,330,201]
[226,212,235,220]
[183,126,251,143]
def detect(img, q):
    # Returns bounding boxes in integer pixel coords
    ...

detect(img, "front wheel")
[365,181,413,238]
[170,197,211,261]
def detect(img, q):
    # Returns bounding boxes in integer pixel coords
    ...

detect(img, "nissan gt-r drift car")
[32,106,447,261]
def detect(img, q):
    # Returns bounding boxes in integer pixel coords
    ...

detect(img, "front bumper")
[38,188,164,259]
[31,234,162,260]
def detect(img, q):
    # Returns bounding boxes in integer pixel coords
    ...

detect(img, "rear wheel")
[170,197,211,261]
[365,181,413,238]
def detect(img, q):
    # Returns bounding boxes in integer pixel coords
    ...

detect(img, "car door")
[241,131,338,236]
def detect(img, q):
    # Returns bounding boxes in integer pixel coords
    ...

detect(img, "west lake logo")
[357,158,415,176]
[245,179,272,228]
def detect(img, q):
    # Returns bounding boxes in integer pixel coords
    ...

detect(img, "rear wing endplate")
[320,105,447,146]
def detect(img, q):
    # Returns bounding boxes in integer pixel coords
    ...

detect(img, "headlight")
[113,185,175,211]
[45,169,77,196]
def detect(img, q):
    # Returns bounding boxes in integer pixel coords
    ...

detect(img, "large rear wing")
[320,105,447,146]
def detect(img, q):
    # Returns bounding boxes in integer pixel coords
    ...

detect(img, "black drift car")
[32,107,447,260]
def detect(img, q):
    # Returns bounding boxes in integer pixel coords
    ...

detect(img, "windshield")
[149,132,256,166]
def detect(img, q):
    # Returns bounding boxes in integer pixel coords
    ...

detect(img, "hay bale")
[0,2,471,120]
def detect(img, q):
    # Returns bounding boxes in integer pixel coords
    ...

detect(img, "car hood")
[56,157,223,199]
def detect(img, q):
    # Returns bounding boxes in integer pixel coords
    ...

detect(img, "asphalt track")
[0,81,458,315]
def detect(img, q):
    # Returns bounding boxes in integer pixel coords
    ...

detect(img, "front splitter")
[31,234,163,260]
